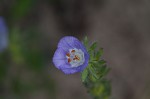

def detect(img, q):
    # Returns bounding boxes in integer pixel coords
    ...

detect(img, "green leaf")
[95,48,103,60]
[98,60,106,66]
[100,66,110,76]
[88,50,94,60]
[88,66,98,80]
[81,36,111,99]
[90,42,97,50]
[83,36,88,48]
[81,68,88,82]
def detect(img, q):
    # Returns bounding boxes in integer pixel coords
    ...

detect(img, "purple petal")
[58,36,82,51]
[0,17,8,33]
[0,17,8,52]
[61,59,89,74]
[61,68,79,74]
[53,48,70,69]
[61,65,85,74]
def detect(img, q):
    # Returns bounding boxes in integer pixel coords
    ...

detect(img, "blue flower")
[53,36,89,74]
[0,17,8,52]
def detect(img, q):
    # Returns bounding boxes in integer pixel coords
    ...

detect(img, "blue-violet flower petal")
[53,36,89,74]
[0,17,8,52]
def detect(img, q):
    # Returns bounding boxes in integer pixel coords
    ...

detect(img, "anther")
[66,53,70,57]
[73,55,80,60]
[68,58,71,63]
[71,50,75,53]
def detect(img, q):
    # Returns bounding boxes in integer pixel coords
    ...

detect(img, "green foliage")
[82,36,89,48]
[9,28,24,64]
[0,24,56,98]
[0,52,9,82]
[81,68,88,82]
[11,0,35,21]
[82,37,111,99]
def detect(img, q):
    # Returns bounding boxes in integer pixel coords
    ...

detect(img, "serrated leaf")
[90,42,97,50]
[82,36,88,48]
[99,65,110,76]
[98,60,106,66]
[81,36,111,99]
[88,50,94,60]
[88,66,99,80]
[95,48,103,60]
[81,68,88,82]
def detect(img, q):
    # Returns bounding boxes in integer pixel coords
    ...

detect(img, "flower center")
[66,48,85,67]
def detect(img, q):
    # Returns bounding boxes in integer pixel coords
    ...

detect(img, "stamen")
[68,58,71,63]
[73,55,80,60]
[66,53,70,57]
[66,48,84,67]
[71,50,75,53]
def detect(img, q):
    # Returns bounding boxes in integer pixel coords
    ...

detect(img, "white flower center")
[66,48,85,67]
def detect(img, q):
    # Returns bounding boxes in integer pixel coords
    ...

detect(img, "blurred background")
[0,0,150,99]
